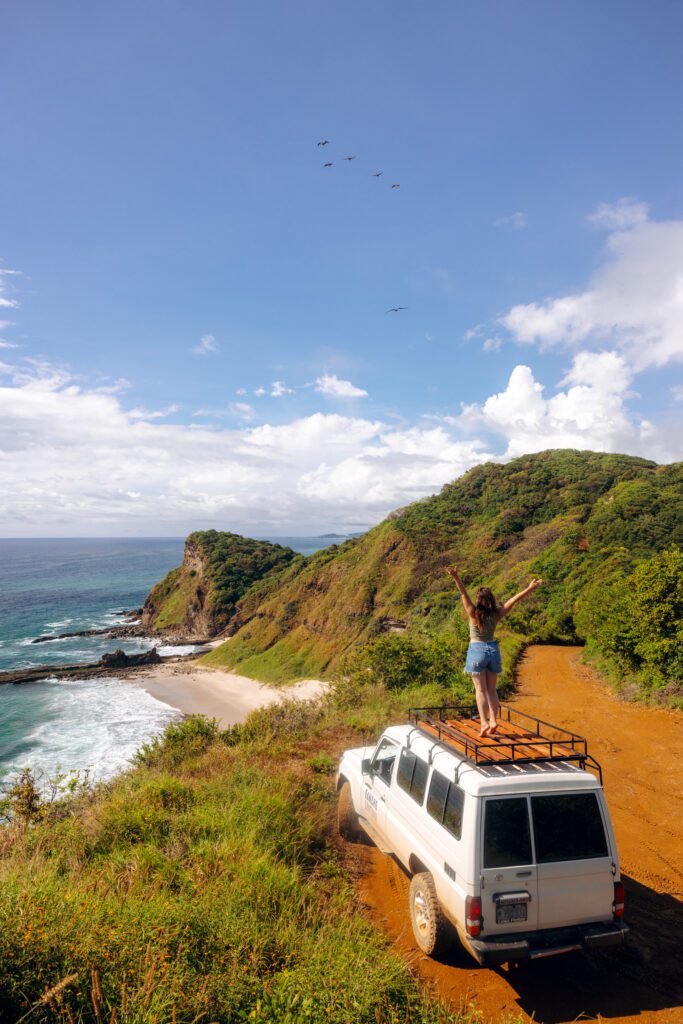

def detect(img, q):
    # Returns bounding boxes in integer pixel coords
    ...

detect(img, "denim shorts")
[465,641,503,674]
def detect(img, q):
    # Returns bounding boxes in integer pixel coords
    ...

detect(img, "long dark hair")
[474,587,498,628]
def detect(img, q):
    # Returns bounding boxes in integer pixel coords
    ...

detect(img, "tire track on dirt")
[356,645,683,1024]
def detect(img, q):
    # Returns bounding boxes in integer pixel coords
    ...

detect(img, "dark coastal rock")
[100,648,161,668]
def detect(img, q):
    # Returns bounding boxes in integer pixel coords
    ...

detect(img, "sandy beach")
[128,662,328,727]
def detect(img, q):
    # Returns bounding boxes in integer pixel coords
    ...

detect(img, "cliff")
[141,530,298,641]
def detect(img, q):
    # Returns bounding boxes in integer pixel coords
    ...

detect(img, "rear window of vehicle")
[396,749,429,805]
[426,770,464,840]
[484,798,532,868]
[532,793,608,863]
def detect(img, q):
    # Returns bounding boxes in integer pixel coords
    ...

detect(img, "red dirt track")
[358,646,683,1024]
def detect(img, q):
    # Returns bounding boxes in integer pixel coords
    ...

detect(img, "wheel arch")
[409,853,429,877]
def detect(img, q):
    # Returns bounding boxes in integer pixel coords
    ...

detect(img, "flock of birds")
[317,140,406,314]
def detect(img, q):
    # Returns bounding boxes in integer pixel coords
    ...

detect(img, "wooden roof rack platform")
[408,704,603,783]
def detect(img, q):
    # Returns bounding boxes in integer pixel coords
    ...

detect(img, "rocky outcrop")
[100,648,160,668]
[141,531,298,642]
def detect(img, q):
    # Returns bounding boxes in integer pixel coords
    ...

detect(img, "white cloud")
[0,267,20,310]
[193,334,218,355]
[464,324,484,342]
[482,337,502,353]
[235,387,247,396]
[314,373,368,398]
[500,200,683,369]
[129,404,179,420]
[459,353,676,462]
[587,197,649,230]
[0,361,498,534]
[254,387,266,397]
[270,380,293,397]
[0,350,678,535]
[0,340,18,349]
[230,402,255,421]
[495,212,527,230]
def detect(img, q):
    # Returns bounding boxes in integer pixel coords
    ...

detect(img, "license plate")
[496,902,527,925]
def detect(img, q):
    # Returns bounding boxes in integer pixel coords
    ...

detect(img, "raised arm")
[499,578,543,618]
[445,565,475,616]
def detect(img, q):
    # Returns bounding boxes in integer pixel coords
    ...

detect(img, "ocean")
[0,535,338,787]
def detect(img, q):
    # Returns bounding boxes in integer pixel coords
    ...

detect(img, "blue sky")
[1,0,682,535]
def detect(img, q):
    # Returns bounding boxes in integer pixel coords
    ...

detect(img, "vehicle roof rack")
[407,704,603,784]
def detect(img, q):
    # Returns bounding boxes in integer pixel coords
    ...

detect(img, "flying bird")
[391,183,400,189]
[386,307,407,313]
[323,162,333,167]
[343,155,357,161]
[317,140,330,146]
[372,172,383,177]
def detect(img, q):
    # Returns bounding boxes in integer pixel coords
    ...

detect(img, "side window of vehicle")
[427,770,464,840]
[443,784,465,840]
[371,738,398,786]
[484,797,532,868]
[396,748,429,805]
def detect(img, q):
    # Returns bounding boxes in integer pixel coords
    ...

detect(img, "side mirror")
[361,758,372,776]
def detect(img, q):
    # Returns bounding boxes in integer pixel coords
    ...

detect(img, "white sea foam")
[156,644,202,657]
[5,676,181,784]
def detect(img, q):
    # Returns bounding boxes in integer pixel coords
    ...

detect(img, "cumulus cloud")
[230,402,255,421]
[482,337,502,353]
[193,334,218,355]
[314,373,368,398]
[458,353,676,462]
[500,200,683,369]
[0,361,498,533]
[495,212,527,229]
[270,380,293,397]
[253,386,266,397]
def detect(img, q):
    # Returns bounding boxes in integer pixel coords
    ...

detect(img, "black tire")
[337,781,363,841]
[409,871,451,956]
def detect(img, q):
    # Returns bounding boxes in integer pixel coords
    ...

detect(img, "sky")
[1,0,682,537]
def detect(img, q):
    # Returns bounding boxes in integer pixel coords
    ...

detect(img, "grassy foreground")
[0,672,524,1024]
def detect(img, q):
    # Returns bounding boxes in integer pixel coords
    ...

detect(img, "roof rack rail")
[407,704,603,784]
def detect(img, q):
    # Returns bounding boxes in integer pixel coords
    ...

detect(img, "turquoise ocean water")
[0,536,335,785]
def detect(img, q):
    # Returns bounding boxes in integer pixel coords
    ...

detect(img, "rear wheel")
[409,871,451,955]
[337,781,363,841]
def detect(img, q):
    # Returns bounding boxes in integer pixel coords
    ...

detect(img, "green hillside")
[200,450,683,702]
[142,530,299,639]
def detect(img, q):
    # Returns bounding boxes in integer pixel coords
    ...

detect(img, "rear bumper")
[468,920,629,966]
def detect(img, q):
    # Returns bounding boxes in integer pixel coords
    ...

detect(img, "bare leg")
[472,673,490,735]
[485,671,500,733]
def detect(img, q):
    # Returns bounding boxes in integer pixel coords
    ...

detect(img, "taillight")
[613,880,625,919]
[466,895,482,937]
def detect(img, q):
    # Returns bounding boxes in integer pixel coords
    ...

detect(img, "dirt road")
[358,646,683,1024]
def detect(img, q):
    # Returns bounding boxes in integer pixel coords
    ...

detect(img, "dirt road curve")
[358,646,683,1024]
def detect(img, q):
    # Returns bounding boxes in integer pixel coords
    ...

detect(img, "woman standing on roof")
[446,567,542,738]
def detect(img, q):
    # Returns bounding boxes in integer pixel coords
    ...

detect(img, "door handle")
[516,870,532,877]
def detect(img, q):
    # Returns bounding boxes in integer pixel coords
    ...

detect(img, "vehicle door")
[362,736,398,841]
[531,791,614,928]
[480,795,539,934]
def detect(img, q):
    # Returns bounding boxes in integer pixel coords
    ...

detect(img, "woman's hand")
[527,578,543,591]
[445,565,459,579]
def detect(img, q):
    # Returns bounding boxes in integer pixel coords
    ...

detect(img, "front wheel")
[409,871,451,956]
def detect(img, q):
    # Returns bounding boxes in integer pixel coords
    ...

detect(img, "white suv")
[336,705,628,965]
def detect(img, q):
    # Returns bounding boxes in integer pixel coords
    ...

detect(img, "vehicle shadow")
[436,874,683,1023]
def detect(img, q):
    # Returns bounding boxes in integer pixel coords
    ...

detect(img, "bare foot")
[488,722,498,736]
[479,725,490,737]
